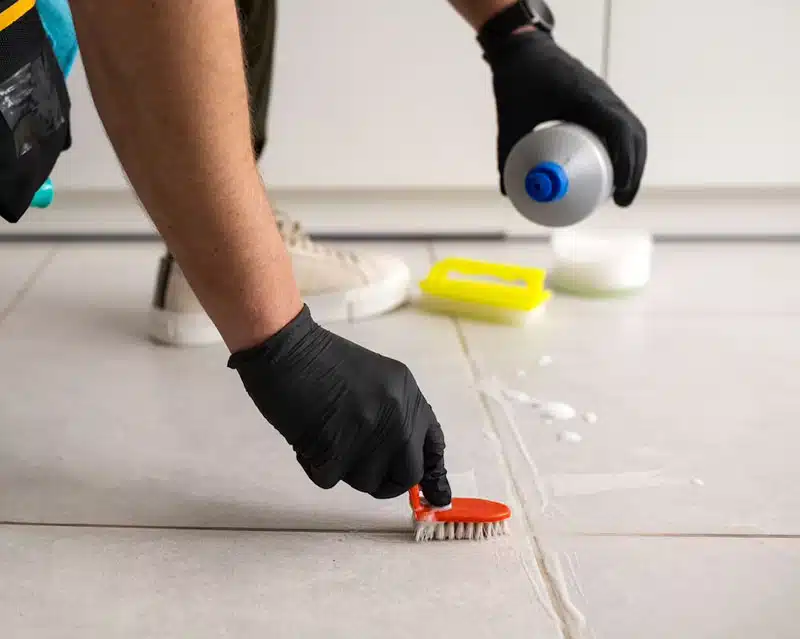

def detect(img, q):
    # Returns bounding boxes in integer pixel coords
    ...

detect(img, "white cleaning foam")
[501,387,541,406]
[540,401,577,421]
[582,411,598,424]
[496,385,577,423]
[540,548,590,638]
[558,430,583,444]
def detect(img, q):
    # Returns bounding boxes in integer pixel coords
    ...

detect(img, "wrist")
[165,181,304,354]
[477,1,553,52]
[222,289,304,355]
[477,1,533,51]
[228,304,312,367]
[450,0,518,31]
[216,237,304,354]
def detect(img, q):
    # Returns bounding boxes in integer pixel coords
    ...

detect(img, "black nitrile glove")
[479,7,647,207]
[228,305,452,507]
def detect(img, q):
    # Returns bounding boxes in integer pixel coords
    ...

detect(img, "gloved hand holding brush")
[228,304,452,507]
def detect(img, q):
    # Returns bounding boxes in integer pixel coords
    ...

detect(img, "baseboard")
[2,187,799,239]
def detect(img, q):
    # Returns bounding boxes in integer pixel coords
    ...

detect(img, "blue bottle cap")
[524,162,569,203]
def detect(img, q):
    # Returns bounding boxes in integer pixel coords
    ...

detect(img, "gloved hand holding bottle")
[476,1,648,207]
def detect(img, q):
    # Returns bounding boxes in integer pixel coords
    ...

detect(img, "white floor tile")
[461,313,800,535]
[0,245,509,529]
[0,244,163,343]
[0,525,560,639]
[430,240,800,535]
[1,239,797,638]
[0,246,53,315]
[541,535,800,639]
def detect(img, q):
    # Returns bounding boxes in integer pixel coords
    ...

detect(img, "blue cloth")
[33,0,79,207]
[37,0,78,78]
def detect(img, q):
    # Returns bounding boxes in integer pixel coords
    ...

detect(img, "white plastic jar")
[548,229,654,296]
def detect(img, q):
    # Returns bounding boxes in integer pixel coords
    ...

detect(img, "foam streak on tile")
[471,376,568,635]
[548,471,686,498]
[541,548,590,639]
[558,431,583,444]
[475,374,596,638]
[478,376,550,514]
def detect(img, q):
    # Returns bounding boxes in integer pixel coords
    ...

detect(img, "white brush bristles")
[413,519,510,542]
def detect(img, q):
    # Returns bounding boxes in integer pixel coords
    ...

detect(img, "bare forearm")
[69,0,301,351]
[447,0,516,30]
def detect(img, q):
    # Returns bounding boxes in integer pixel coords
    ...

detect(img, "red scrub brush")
[409,485,511,542]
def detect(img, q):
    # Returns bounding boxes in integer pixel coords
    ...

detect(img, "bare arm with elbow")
[69,0,301,353]
[67,0,452,507]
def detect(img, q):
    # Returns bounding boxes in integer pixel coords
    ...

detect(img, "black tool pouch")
[0,0,71,223]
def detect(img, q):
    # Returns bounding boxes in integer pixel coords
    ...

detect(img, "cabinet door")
[607,1,800,187]
[52,1,607,192]
[262,0,607,188]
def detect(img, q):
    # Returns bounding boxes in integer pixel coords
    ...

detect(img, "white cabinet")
[263,0,607,188]
[53,0,607,191]
[607,1,800,187]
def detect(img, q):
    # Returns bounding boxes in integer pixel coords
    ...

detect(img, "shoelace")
[274,210,360,263]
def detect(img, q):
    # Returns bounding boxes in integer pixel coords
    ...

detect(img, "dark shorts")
[236,0,276,159]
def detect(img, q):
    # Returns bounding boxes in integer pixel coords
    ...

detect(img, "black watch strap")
[477,1,554,53]
[529,0,555,32]
[477,1,533,43]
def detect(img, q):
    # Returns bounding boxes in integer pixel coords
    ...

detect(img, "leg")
[237,0,276,160]
[149,0,411,346]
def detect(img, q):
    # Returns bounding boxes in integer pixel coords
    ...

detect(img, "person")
[148,0,414,349]
[65,0,646,508]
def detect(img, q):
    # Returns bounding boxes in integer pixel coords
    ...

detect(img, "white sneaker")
[148,211,412,347]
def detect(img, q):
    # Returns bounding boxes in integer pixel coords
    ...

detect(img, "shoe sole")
[148,269,411,347]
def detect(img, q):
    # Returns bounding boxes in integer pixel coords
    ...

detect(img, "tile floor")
[0,239,798,639]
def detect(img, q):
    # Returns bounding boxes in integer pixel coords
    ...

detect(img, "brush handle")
[408,485,422,511]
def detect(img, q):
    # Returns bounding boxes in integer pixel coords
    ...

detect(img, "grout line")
[425,239,436,269]
[0,246,58,327]
[431,236,573,638]
[452,318,575,638]
[0,520,410,536]
[3,519,796,539]
[572,532,800,540]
